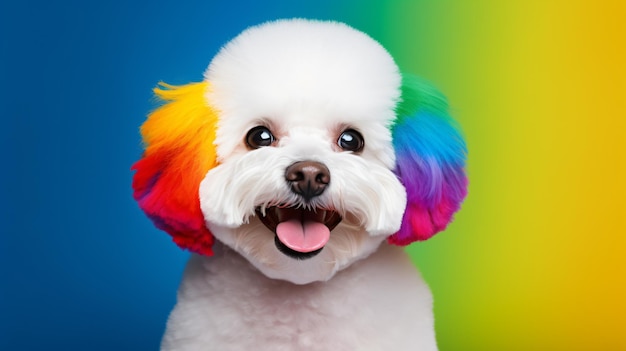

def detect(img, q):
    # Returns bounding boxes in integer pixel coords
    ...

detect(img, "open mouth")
[256,206,342,260]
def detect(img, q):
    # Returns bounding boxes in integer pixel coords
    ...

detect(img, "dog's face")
[132,19,468,284]
[199,20,405,284]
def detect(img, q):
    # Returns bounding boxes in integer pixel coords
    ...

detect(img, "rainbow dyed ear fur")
[131,75,466,254]
[132,82,218,256]
[389,75,468,245]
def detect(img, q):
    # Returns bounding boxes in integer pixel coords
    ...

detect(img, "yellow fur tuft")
[140,81,218,176]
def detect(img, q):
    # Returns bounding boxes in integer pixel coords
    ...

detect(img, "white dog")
[132,19,467,350]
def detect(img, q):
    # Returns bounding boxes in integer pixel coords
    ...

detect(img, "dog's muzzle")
[256,206,342,260]
[255,161,340,260]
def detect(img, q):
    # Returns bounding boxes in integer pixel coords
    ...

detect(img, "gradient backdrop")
[2,0,624,350]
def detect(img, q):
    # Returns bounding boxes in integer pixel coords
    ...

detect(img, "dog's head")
[132,19,467,284]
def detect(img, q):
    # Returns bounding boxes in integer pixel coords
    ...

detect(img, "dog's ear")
[132,82,218,255]
[388,75,468,245]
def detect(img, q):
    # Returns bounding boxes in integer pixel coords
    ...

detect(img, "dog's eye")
[246,126,275,149]
[338,129,364,152]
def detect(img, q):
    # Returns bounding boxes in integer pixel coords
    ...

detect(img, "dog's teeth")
[258,206,268,216]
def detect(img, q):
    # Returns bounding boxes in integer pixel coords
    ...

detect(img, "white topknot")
[204,19,402,162]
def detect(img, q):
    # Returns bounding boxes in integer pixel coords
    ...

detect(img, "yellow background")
[381,1,626,349]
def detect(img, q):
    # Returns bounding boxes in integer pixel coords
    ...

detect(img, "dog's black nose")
[285,161,330,200]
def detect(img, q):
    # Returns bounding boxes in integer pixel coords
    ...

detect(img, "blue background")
[1,1,379,349]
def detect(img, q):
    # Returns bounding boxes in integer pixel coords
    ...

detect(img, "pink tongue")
[276,219,330,253]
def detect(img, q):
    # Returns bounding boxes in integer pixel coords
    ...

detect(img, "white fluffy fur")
[162,243,437,350]
[163,19,438,350]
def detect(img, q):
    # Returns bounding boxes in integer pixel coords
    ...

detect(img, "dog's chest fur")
[161,243,437,350]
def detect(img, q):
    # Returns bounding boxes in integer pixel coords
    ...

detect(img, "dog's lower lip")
[274,236,323,260]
